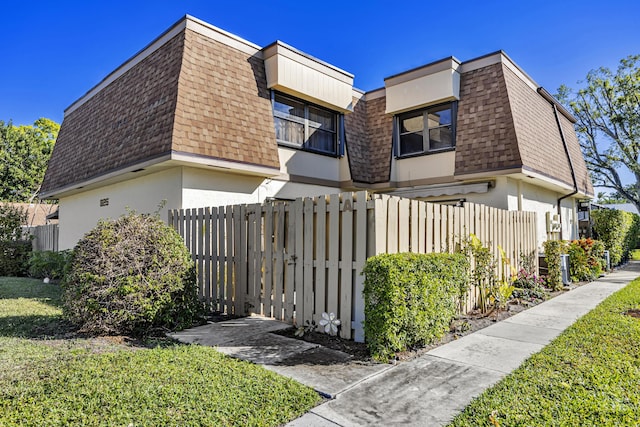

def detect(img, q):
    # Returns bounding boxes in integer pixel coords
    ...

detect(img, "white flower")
[319,312,341,335]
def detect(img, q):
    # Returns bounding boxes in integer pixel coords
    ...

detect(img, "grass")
[449,277,640,426]
[631,249,640,261]
[0,277,320,426]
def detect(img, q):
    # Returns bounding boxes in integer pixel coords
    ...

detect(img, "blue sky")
[2,0,639,127]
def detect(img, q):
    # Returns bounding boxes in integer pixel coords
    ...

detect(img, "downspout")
[537,87,578,240]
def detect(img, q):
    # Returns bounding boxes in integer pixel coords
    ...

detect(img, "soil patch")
[274,287,573,364]
[624,309,640,318]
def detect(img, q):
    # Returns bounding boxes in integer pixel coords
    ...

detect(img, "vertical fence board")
[264,204,273,317]
[210,207,218,311]
[425,202,433,253]
[292,199,304,325]
[327,194,340,317]
[197,208,205,304]
[303,198,315,325]
[410,200,419,252]
[387,197,399,253]
[285,204,296,322]
[398,198,410,252]
[315,196,327,324]
[274,203,285,320]
[353,191,368,342]
[374,196,388,254]
[417,201,426,253]
[340,193,354,339]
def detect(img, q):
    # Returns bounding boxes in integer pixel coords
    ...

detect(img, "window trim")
[394,101,457,159]
[271,91,344,158]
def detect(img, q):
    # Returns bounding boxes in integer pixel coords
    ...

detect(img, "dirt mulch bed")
[274,287,573,364]
[624,309,640,318]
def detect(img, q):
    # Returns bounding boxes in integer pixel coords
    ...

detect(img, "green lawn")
[631,249,640,261]
[0,277,319,426]
[449,277,640,426]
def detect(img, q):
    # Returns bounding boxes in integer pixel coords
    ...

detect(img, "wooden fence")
[25,224,59,252]
[169,191,537,341]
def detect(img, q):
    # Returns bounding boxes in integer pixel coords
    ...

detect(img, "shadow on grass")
[0,314,75,339]
[0,278,63,310]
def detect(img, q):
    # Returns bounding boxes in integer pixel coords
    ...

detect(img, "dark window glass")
[397,103,455,156]
[273,92,339,155]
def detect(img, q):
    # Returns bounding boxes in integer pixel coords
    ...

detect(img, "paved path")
[171,262,640,427]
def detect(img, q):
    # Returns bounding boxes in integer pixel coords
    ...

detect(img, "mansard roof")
[42,16,593,199]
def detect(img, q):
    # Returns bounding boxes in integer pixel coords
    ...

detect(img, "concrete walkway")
[171,262,640,427]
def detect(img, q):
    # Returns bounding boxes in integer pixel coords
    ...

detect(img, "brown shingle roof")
[344,94,393,184]
[172,29,279,168]
[41,32,183,195]
[366,96,394,183]
[41,25,279,196]
[344,95,370,182]
[454,61,593,196]
[41,15,591,197]
[454,63,522,175]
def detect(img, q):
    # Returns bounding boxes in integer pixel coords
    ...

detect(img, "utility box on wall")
[546,212,562,233]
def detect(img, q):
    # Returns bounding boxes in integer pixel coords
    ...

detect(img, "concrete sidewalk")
[171,262,640,427]
[289,262,640,426]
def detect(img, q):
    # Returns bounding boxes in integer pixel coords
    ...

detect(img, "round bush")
[63,212,203,336]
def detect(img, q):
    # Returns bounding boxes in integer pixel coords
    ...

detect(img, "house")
[40,15,593,250]
[2,202,59,227]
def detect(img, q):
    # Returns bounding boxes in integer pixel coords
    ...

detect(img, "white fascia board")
[170,152,281,177]
[460,50,539,92]
[39,154,173,199]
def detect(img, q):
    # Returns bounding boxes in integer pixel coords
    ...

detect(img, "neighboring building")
[3,202,58,227]
[40,15,593,250]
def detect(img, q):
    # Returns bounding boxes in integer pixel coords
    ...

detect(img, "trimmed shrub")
[543,240,566,291]
[63,212,204,336]
[362,252,469,362]
[591,209,640,266]
[28,250,73,280]
[0,240,32,276]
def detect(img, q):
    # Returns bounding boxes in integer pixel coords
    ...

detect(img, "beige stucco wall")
[391,151,456,185]
[385,68,460,114]
[58,168,183,250]
[518,180,578,247]
[181,167,265,208]
[182,166,343,207]
[278,146,350,183]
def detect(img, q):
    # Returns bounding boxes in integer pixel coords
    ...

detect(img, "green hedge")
[362,252,469,362]
[0,240,32,277]
[591,209,640,266]
[28,250,73,280]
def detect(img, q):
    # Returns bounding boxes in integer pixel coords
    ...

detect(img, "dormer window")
[272,91,343,156]
[395,102,457,157]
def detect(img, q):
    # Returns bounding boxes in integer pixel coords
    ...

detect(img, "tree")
[0,118,60,202]
[558,54,640,212]
[595,191,627,205]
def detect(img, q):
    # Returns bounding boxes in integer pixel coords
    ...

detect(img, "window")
[272,92,343,156]
[396,102,456,157]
